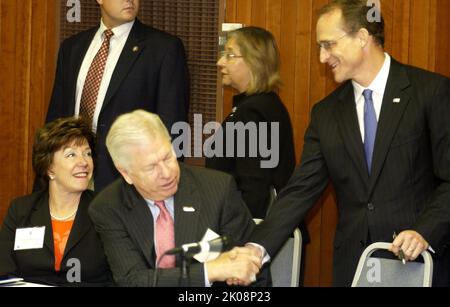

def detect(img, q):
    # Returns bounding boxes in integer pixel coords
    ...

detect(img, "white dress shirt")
[352,53,391,142]
[75,19,134,132]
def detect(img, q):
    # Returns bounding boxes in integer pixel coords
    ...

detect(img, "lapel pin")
[183,206,196,213]
[393,98,401,104]
[132,46,139,52]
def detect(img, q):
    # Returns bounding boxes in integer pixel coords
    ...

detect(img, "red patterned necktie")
[154,200,176,268]
[79,29,114,122]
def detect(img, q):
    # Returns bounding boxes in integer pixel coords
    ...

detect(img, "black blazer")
[89,163,269,287]
[0,190,112,286]
[206,92,296,219]
[46,19,190,192]
[251,59,450,286]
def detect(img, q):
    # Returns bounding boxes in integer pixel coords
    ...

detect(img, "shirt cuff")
[247,243,271,264]
[203,264,212,287]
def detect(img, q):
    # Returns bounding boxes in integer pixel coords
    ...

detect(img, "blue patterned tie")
[363,89,377,175]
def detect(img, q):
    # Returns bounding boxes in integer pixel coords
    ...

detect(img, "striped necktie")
[79,29,114,122]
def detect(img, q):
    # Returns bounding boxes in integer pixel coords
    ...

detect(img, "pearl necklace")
[50,208,78,221]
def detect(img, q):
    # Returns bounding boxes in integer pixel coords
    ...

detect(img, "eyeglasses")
[317,33,351,52]
[219,50,244,61]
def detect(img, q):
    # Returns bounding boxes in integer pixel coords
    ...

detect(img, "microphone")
[166,236,232,257]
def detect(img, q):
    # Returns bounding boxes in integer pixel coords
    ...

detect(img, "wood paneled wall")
[223,0,450,286]
[436,0,450,77]
[0,0,449,287]
[0,0,58,221]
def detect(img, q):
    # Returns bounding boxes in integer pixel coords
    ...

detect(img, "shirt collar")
[352,53,391,100]
[99,19,135,40]
[146,196,175,209]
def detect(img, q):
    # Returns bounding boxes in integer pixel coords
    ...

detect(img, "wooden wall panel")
[223,0,450,287]
[0,0,29,222]
[1,0,449,287]
[278,0,296,117]
[436,0,450,77]
[390,0,410,63]
[304,0,333,286]
[0,0,58,222]
[409,0,436,70]
[266,0,282,43]
[236,0,252,25]
[251,0,266,28]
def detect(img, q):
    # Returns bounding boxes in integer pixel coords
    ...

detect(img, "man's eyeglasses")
[219,51,244,61]
[317,33,351,52]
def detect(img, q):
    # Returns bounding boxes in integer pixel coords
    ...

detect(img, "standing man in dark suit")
[89,110,265,287]
[243,0,450,286]
[46,0,189,192]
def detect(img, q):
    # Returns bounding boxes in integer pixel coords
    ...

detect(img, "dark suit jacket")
[250,59,450,286]
[89,163,269,287]
[46,19,190,192]
[206,92,296,219]
[0,190,112,286]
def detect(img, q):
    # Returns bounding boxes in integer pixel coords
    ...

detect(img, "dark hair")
[33,117,95,188]
[319,0,385,47]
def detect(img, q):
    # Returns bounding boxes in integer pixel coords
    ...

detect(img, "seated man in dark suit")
[89,110,264,287]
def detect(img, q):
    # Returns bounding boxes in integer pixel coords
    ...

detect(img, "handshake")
[205,245,263,286]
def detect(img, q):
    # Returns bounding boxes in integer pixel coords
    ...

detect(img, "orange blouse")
[51,219,74,271]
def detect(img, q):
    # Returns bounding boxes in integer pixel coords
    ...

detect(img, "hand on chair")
[389,230,429,262]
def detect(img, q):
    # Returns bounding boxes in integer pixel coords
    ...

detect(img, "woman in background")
[0,117,111,286]
[207,26,296,219]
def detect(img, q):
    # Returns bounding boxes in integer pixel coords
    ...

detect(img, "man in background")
[46,0,189,192]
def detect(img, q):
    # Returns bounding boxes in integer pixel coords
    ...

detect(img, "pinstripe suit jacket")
[89,163,258,287]
[250,59,450,286]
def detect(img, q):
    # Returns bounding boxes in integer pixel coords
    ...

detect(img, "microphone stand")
[179,252,192,287]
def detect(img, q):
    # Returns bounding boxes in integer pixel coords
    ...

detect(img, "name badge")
[14,227,45,251]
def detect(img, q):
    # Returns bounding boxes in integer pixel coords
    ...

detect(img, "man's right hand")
[205,249,262,285]
[225,246,264,286]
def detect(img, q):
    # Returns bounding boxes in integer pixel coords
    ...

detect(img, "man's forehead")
[317,11,345,39]
[127,138,167,157]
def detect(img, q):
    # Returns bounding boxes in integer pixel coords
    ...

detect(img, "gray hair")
[106,110,171,169]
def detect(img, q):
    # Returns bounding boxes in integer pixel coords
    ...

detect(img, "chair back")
[352,242,433,287]
[254,218,302,287]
